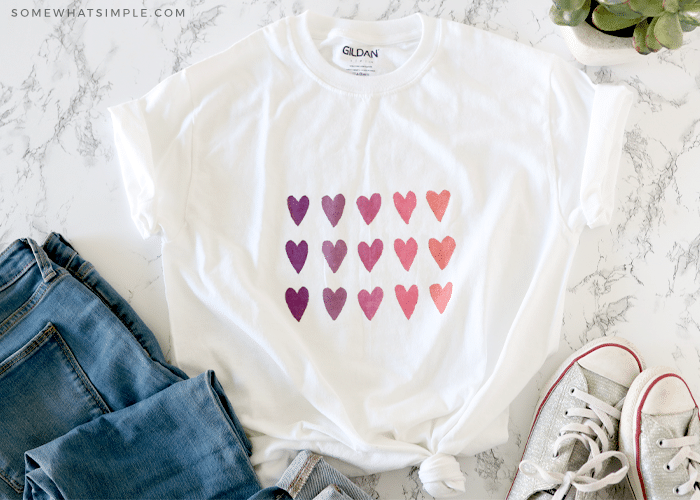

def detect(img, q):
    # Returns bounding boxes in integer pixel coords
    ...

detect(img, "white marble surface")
[2,1,700,498]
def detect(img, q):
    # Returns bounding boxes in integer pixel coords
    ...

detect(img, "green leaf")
[679,18,698,30]
[592,5,644,30]
[664,0,681,13]
[654,11,684,47]
[678,11,700,29]
[628,0,665,16]
[633,19,653,53]
[646,16,664,50]
[549,0,591,26]
[679,1,700,11]
[679,3,700,12]
[604,2,648,18]
[553,0,587,10]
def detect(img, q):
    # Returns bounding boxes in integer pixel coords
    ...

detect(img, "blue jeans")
[0,234,261,499]
[0,234,371,500]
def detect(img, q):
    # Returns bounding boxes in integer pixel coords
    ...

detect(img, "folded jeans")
[0,234,257,499]
[0,234,373,500]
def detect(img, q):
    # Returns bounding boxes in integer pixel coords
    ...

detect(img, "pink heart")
[426,190,451,222]
[358,287,383,320]
[394,238,417,271]
[323,287,347,321]
[356,194,381,225]
[430,282,452,314]
[322,240,347,273]
[358,239,383,272]
[322,194,345,227]
[393,191,416,224]
[395,285,418,320]
[429,236,456,270]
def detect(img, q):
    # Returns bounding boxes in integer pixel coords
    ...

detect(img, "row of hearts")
[287,190,452,226]
[287,237,456,273]
[285,284,453,321]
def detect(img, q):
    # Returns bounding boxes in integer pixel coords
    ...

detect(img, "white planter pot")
[559,22,647,66]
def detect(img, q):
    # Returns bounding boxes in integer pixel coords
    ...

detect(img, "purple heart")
[323,287,347,321]
[322,194,345,227]
[285,287,308,322]
[287,195,309,226]
[322,240,347,273]
[286,240,308,274]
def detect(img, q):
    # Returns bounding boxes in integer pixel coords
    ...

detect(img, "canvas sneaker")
[507,337,645,500]
[620,366,700,500]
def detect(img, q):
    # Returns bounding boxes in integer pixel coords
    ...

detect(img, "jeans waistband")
[0,233,85,292]
[0,239,55,291]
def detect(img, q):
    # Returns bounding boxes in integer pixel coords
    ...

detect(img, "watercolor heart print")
[322,240,347,273]
[358,239,383,272]
[395,285,419,319]
[429,282,452,314]
[287,195,309,226]
[394,238,418,271]
[356,194,381,225]
[426,190,450,222]
[358,287,383,320]
[322,194,345,227]
[286,287,309,322]
[286,240,308,274]
[285,191,454,321]
[429,236,456,270]
[393,191,417,224]
[323,287,347,320]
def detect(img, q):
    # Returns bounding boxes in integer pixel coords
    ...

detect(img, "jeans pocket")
[0,323,109,494]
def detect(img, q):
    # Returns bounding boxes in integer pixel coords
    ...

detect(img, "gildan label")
[336,45,381,76]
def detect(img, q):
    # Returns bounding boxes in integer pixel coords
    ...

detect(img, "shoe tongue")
[653,407,698,439]
[580,366,628,407]
[566,366,628,476]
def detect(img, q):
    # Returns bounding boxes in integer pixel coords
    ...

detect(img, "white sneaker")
[507,337,645,500]
[620,366,700,500]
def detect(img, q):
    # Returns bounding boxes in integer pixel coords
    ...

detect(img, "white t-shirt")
[109,11,633,497]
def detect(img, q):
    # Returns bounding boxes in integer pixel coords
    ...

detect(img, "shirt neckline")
[288,11,440,95]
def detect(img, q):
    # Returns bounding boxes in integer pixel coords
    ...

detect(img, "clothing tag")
[335,44,381,76]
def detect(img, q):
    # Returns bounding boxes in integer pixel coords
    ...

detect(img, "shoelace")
[658,434,700,499]
[519,387,629,500]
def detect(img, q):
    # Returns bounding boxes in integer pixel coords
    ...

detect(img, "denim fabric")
[276,451,372,500]
[23,371,261,500]
[0,234,259,499]
[0,234,370,500]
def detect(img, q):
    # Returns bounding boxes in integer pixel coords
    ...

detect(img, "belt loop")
[26,238,56,283]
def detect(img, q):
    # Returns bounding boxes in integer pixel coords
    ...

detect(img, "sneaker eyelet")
[665,463,672,472]
[658,439,665,448]
[564,410,569,417]
[569,388,576,395]
[552,451,560,459]
[674,486,681,495]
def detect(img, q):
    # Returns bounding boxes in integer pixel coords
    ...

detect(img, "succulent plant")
[550,0,700,54]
